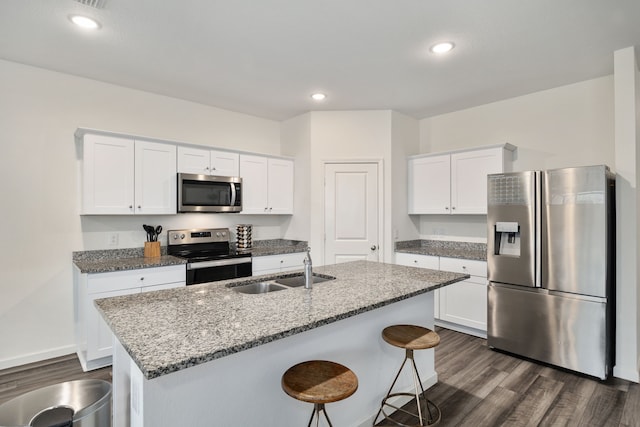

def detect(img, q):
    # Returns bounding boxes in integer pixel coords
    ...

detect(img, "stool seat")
[382,324,440,350]
[282,360,358,404]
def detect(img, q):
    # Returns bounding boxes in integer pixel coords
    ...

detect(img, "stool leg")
[373,354,410,424]
[373,349,441,426]
[308,403,333,427]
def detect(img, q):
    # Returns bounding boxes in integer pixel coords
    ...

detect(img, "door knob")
[371,245,377,251]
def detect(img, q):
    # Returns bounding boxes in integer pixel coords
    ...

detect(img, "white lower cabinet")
[395,253,441,319]
[74,264,185,371]
[395,252,487,337]
[252,252,306,276]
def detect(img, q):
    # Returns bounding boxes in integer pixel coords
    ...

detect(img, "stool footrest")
[378,392,441,426]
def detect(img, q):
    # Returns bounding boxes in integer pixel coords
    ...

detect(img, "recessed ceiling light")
[69,15,101,30]
[311,93,327,101]
[430,42,455,54]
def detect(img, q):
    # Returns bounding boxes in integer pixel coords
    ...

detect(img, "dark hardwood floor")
[380,327,640,427]
[1,329,638,426]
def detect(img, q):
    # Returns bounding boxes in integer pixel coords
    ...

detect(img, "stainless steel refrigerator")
[486,165,615,379]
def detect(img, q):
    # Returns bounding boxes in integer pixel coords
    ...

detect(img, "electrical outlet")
[108,233,119,247]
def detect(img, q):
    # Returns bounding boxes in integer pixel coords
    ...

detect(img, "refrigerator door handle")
[535,170,542,288]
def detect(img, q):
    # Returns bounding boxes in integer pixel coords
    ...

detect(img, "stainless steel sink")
[232,282,288,294]
[274,274,335,288]
[230,274,336,294]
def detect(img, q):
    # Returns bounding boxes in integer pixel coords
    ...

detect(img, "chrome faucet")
[303,247,313,289]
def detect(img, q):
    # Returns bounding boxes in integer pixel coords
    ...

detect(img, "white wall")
[280,113,311,241]
[0,59,284,369]
[613,46,640,382]
[308,111,393,265]
[418,76,615,240]
[390,111,421,244]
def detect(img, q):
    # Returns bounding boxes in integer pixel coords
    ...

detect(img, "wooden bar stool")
[373,325,441,426]
[282,360,358,427]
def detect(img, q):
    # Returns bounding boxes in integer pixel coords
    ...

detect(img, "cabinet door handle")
[445,206,449,210]
[140,277,144,281]
[138,205,142,209]
[129,205,133,209]
[413,260,418,263]
[452,206,456,210]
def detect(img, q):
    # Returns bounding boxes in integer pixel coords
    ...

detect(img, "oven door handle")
[187,258,252,270]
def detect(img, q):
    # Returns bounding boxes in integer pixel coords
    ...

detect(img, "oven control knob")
[180,234,185,239]
[222,232,226,237]
[172,234,179,240]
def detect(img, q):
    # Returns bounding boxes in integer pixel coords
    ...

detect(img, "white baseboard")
[0,345,76,371]
[613,365,640,383]
[354,371,438,427]
[436,320,487,339]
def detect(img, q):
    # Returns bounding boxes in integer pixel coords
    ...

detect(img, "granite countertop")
[73,248,186,274]
[73,239,307,274]
[395,240,487,261]
[94,260,468,380]
[243,239,308,257]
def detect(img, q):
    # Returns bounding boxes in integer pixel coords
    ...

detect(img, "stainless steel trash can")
[0,379,111,427]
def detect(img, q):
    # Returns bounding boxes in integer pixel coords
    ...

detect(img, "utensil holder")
[144,241,161,258]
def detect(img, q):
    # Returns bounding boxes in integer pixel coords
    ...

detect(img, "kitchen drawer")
[87,265,185,294]
[395,252,439,270]
[252,252,306,275]
[439,257,486,278]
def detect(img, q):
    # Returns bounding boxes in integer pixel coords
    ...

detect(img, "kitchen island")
[95,260,468,427]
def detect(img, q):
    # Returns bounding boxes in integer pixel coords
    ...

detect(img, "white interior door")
[324,163,379,264]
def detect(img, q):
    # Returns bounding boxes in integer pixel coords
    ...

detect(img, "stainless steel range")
[167,228,252,285]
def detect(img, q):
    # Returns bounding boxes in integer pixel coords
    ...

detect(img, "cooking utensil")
[143,224,154,242]
[154,226,162,242]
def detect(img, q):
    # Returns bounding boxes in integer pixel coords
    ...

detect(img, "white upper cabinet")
[134,141,177,215]
[177,146,239,177]
[240,154,294,214]
[267,158,294,214]
[408,154,451,214]
[82,134,135,215]
[82,134,176,215]
[408,144,514,215]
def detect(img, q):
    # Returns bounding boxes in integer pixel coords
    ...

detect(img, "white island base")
[113,292,437,427]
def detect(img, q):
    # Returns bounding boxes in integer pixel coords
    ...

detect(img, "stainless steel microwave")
[177,173,242,213]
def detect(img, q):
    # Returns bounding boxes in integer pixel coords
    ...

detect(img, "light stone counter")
[395,239,487,261]
[95,260,467,380]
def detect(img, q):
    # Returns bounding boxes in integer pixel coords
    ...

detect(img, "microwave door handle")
[230,182,237,206]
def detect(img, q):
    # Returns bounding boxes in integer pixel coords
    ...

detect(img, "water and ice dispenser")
[493,221,520,256]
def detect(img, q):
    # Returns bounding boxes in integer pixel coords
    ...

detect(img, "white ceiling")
[1,0,640,121]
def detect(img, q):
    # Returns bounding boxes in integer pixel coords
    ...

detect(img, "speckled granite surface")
[242,239,308,257]
[74,239,306,273]
[73,248,186,274]
[94,260,467,380]
[395,240,487,261]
